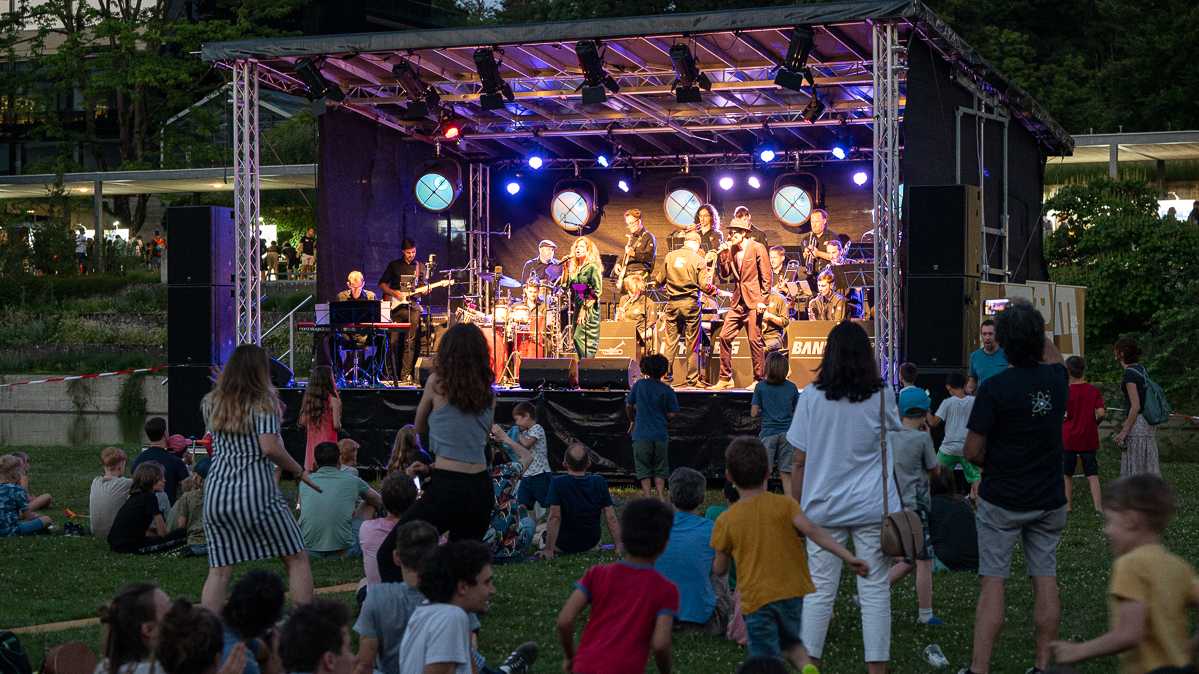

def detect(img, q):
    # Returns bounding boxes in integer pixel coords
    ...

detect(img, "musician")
[823,238,848,268]
[334,271,382,379]
[614,275,657,357]
[801,209,840,272]
[565,237,603,358]
[711,213,772,389]
[377,238,424,384]
[336,270,376,301]
[807,268,848,322]
[616,208,656,296]
[522,239,560,284]
[761,289,791,354]
[653,231,712,387]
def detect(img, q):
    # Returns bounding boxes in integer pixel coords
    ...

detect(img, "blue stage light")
[597,154,609,167]
[747,175,762,189]
[617,179,630,193]
[506,181,521,195]
[831,144,847,160]
[852,171,868,186]
[527,155,544,170]
[718,175,734,191]
[758,148,776,163]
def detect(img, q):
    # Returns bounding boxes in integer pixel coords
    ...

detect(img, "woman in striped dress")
[199,344,322,612]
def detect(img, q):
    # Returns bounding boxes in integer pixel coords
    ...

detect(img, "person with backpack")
[1114,337,1165,477]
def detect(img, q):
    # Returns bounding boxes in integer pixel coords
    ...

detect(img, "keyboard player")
[332,270,383,383]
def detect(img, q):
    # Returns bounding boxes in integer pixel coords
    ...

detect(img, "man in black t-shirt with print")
[299,227,317,275]
[378,238,423,384]
[960,298,1067,674]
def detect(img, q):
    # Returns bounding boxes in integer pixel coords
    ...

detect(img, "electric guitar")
[612,233,633,292]
[387,279,452,309]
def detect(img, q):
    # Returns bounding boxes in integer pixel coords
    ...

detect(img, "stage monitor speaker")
[906,185,981,277]
[167,285,236,366]
[708,336,755,388]
[416,357,434,387]
[578,358,637,390]
[518,358,578,390]
[269,357,294,388]
[165,206,235,286]
[167,364,213,438]
[597,320,637,358]
[904,275,980,369]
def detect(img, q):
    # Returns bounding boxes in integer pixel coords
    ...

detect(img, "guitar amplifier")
[597,320,637,358]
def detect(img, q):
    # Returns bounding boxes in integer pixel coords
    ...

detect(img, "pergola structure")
[203,0,1072,380]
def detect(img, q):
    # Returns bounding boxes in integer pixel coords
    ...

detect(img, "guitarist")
[378,238,425,385]
[614,208,656,299]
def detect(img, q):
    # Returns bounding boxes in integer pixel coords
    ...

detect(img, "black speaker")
[518,358,578,390]
[167,285,237,366]
[165,206,235,286]
[906,185,981,277]
[269,357,294,388]
[167,364,213,438]
[708,335,755,387]
[416,357,434,386]
[904,275,980,368]
[597,320,637,358]
[578,358,636,390]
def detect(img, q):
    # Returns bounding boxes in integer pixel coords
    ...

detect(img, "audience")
[544,442,621,559]
[626,353,679,499]
[888,387,943,625]
[170,457,210,557]
[485,422,536,563]
[929,470,979,573]
[1050,475,1198,673]
[355,520,440,674]
[219,570,286,674]
[11,451,53,516]
[713,436,867,669]
[107,462,187,555]
[898,362,920,394]
[386,424,430,478]
[494,401,552,516]
[359,475,418,588]
[557,498,678,674]
[1114,336,1160,477]
[299,441,382,558]
[132,417,190,505]
[0,454,52,536]
[298,366,341,473]
[750,351,800,497]
[96,582,172,674]
[156,599,246,674]
[654,467,728,634]
[278,600,355,674]
[338,439,361,477]
[90,447,132,540]
[1062,355,1105,512]
[961,298,1067,674]
[929,372,978,498]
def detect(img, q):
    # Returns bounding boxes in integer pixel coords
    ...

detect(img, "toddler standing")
[627,354,679,499]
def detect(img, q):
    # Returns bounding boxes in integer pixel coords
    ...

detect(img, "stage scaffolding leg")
[233,59,262,345]
[468,162,490,306]
[872,21,904,386]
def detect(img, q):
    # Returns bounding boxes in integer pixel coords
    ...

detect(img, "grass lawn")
[5,444,1195,673]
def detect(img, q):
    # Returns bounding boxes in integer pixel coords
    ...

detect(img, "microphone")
[427,253,436,267]
[504,223,512,239]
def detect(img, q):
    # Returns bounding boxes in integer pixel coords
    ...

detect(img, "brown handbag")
[879,390,926,561]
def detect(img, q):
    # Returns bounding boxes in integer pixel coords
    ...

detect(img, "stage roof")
[202,0,1072,160]
[0,165,315,200]
[1050,130,1199,165]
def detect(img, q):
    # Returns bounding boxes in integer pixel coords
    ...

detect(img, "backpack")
[0,630,33,674]
[1127,366,1172,426]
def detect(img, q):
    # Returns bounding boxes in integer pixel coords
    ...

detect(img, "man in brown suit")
[711,208,773,389]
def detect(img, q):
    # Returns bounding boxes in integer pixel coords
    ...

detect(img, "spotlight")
[773,26,815,92]
[718,175,734,191]
[758,147,777,163]
[294,58,344,102]
[438,117,463,141]
[506,181,522,195]
[831,145,847,160]
[831,126,853,159]
[617,179,630,193]
[575,40,620,104]
[669,43,711,104]
[853,171,869,186]
[392,59,440,119]
[528,154,544,170]
[597,154,609,167]
[747,175,762,189]
[473,47,516,111]
[802,95,826,123]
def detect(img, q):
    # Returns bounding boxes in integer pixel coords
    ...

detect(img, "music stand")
[330,300,382,324]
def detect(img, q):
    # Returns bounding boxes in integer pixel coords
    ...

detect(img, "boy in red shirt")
[1062,355,1106,512]
[557,498,679,674]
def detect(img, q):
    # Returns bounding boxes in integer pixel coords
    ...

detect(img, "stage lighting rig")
[392,59,441,119]
[473,47,516,111]
[294,58,345,102]
[802,94,826,123]
[669,43,711,104]
[773,26,816,92]
[438,116,463,141]
[575,40,620,104]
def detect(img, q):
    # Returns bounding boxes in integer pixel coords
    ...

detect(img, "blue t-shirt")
[221,625,262,674]
[654,511,716,624]
[752,380,800,437]
[970,347,1009,385]
[0,483,29,536]
[546,473,613,554]
[627,378,680,442]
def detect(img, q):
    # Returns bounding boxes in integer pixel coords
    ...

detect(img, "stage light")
[802,95,826,123]
[392,59,440,119]
[597,154,609,167]
[718,175,734,191]
[669,43,711,104]
[575,40,620,104]
[853,171,869,186]
[439,118,463,141]
[747,175,762,189]
[773,26,815,92]
[473,47,516,111]
[758,148,777,163]
[528,154,544,170]
[831,144,847,160]
[617,179,631,193]
[506,181,522,195]
[294,58,345,102]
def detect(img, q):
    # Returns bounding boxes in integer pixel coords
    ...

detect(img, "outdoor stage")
[279,386,754,478]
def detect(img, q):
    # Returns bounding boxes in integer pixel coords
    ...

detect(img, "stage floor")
[280,385,755,478]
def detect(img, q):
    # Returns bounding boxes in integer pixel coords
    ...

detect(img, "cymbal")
[478,272,522,288]
[543,263,563,281]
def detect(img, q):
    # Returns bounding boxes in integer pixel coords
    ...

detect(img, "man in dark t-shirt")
[377,238,424,384]
[960,299,1067,674]
[132,417,189,504]
[544,443,620,557]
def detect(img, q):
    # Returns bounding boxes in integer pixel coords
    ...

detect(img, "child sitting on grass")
[712,437,868,670]
[90,447,132,540]
[557,498,679,674]
[387,424,430,479]
[1051,475,1199,674]
[0,454,52,536]
[9,451,52,517]
[338,438,361,477]
[170,457,210,557]
[626,353,679,499]
[107,462,187,555]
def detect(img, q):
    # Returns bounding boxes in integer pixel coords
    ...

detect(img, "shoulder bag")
[879,388,926,561]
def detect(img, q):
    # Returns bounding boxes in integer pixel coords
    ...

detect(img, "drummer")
[522,239,561,285]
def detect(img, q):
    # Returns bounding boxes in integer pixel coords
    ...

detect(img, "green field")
[4,443,1192,672]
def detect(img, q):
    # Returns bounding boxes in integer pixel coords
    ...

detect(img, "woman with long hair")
[387,424,430,477]
[1114,336,1160,476]
[200,344,320,612]
[398,322,496,542]
[298,365,340,472]
[97,582,171,674]
[107,462,187,555]
[785,320,901,674]
[564,236,602,358]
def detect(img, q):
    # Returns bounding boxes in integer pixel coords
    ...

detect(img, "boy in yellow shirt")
[712,436,868,670]
[1051,474,1199,673]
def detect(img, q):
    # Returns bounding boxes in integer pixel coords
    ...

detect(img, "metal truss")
[233,59,262,346]
[489,149,878,171]
[871,21,904,386]
[467,163,490,303]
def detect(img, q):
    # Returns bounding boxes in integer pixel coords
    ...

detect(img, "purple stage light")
[718,175,734,190]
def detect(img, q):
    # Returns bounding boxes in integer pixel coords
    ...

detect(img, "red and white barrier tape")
[0,365,167,389]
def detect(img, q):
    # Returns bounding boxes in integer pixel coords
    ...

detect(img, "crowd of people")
[71,229,167,274]
[1,299,1192,674]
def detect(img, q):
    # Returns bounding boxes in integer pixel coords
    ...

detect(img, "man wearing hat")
[522,239,562,284]
[711,208,773,389]
[169,457,211,557]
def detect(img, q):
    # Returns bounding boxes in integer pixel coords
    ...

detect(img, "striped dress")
[202,403,304,567]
